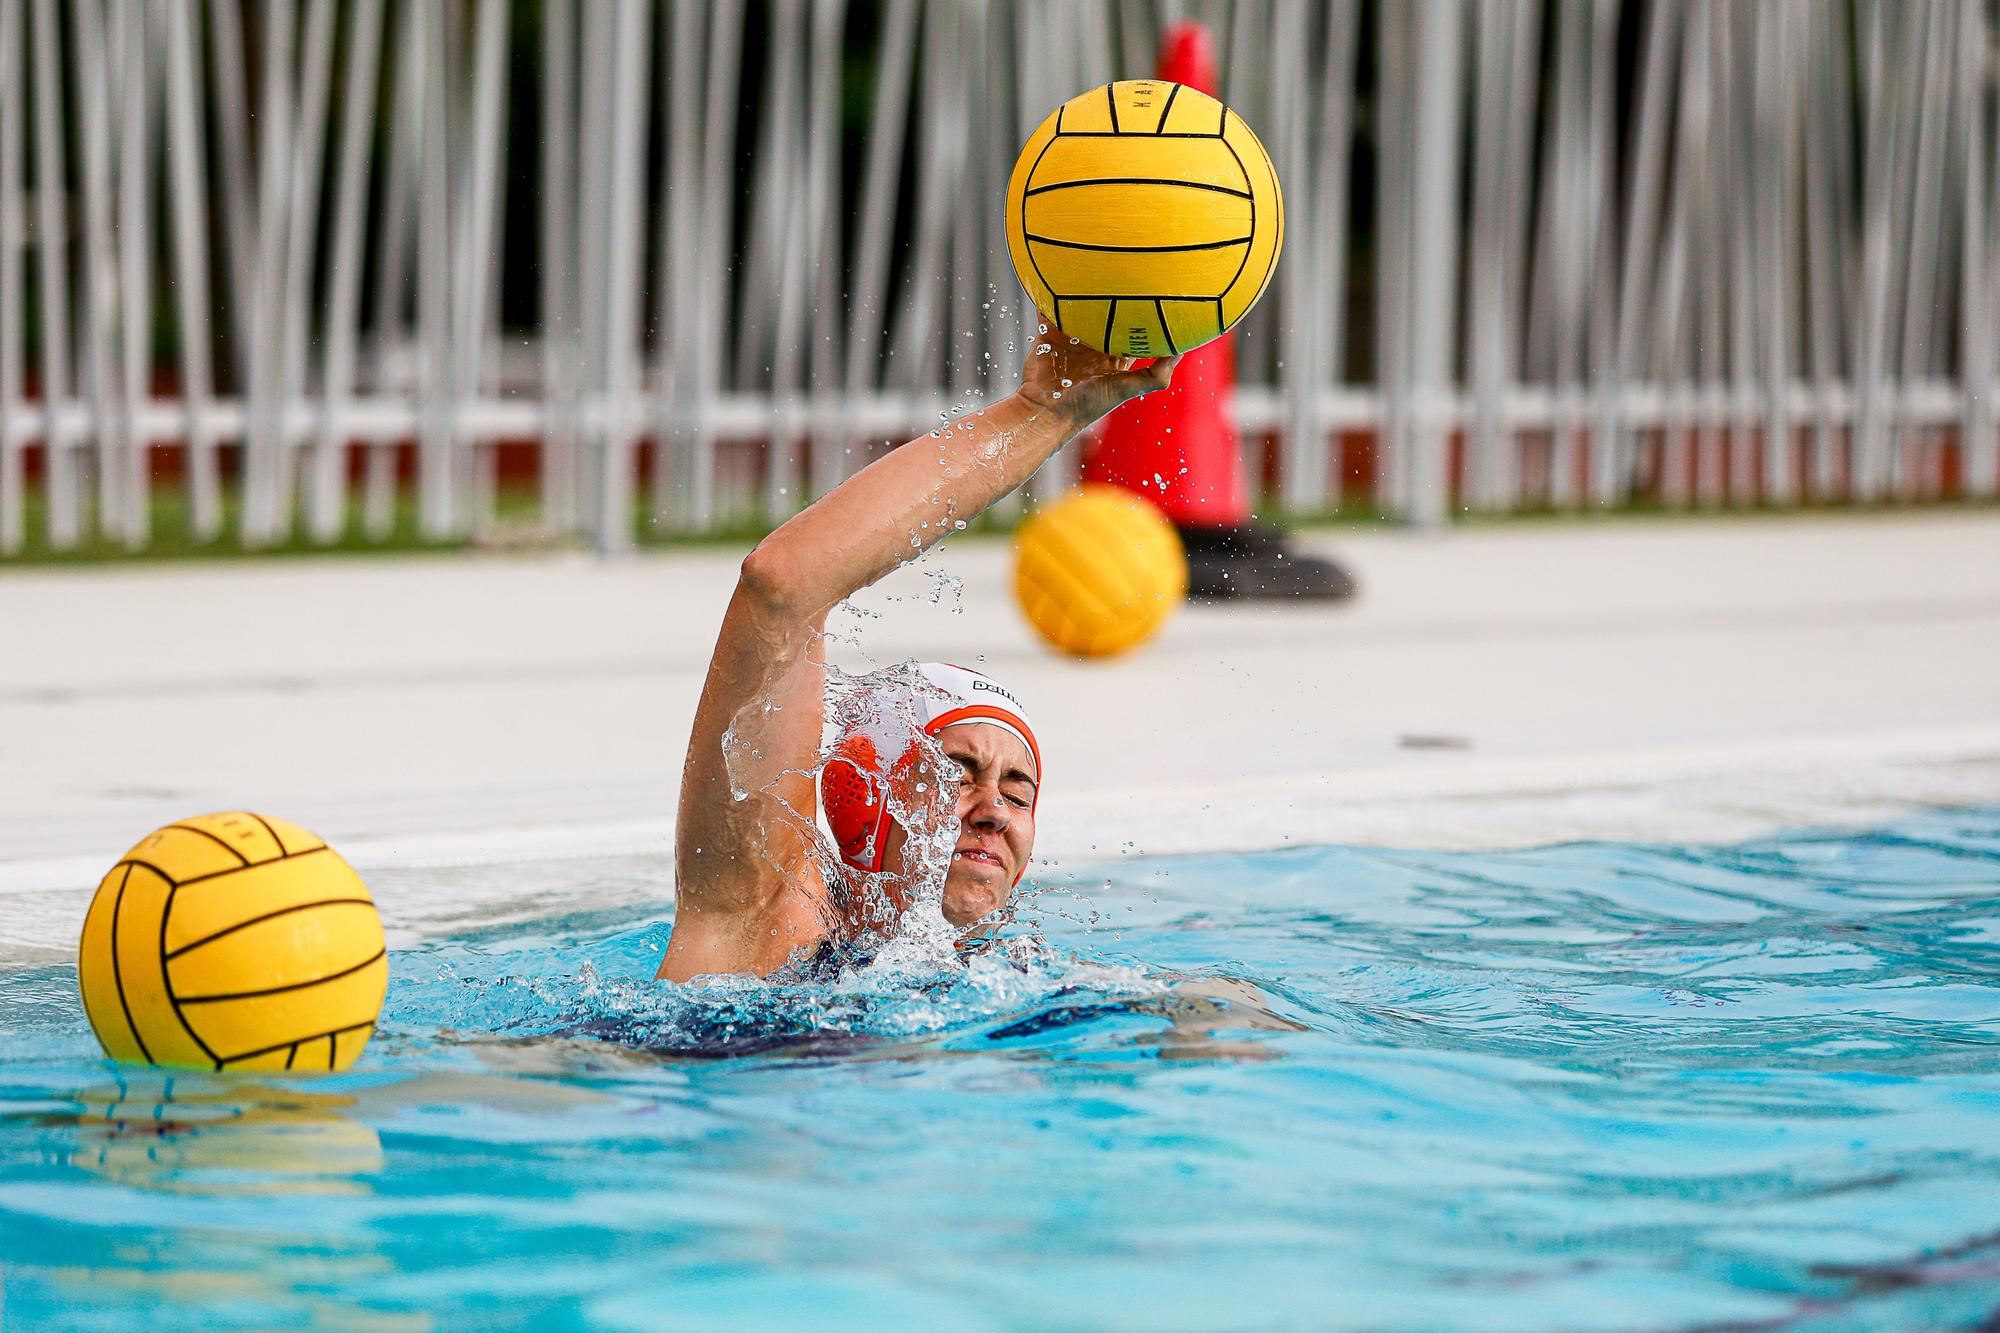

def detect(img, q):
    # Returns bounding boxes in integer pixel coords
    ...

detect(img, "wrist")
[1008,389,1088,438]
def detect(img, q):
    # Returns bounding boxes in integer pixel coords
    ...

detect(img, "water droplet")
[1050,391,1062,400]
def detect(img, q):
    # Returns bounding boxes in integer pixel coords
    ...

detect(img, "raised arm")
[661,324,1179,979]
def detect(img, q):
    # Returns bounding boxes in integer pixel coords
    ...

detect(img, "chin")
[941,870,1006,927]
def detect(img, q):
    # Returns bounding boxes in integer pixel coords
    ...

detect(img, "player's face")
[936,724,1037,926]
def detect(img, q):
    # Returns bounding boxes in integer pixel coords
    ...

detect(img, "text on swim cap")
[969,678,1022,709]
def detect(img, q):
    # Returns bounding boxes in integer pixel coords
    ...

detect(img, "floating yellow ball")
[1005,79,1283,357]
[78,812,387,1072]
[1014,485,1188,658]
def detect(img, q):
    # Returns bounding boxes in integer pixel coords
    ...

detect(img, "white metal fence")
[0,0,1996,556]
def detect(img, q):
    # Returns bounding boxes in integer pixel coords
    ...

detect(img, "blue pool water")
[3,807,1999,1330]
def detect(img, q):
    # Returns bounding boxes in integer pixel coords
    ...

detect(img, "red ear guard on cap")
[820,734,895,873]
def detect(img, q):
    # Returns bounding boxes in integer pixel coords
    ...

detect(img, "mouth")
[953,847,1004,871]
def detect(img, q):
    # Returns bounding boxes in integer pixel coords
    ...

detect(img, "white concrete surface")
[3,511,1998,956]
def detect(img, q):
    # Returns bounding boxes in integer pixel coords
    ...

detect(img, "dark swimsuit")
[783,933,1009,984]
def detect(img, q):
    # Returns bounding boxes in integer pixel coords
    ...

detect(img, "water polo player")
[658,324,1180,981]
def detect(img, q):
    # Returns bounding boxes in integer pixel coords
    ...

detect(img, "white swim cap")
[911,662,1041,781]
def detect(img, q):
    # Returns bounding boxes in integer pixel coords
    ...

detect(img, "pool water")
[3,807,1999,1330]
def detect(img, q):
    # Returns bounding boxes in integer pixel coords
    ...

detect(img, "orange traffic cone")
[1082,21,1355,602]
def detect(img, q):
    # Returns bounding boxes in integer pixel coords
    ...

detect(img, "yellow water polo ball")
[1005,79,1283,357]
[1014,485,1188,658]
[78,812,388,1072]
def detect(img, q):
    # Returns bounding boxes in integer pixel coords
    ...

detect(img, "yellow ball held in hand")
[1014,485,1188,659]
[78,812,388,1072]
[1006,78,1283,357]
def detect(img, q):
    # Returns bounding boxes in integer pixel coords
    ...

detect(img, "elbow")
[737,541,801,612]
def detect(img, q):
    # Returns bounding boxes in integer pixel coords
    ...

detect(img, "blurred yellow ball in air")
[1013,485,1187,658]
[77,812,388,1073]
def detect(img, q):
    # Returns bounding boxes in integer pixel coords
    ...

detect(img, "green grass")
[3,482,1991,569]
[3,487,482,566]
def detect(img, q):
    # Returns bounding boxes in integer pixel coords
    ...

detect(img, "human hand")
[1014,315,1182,429]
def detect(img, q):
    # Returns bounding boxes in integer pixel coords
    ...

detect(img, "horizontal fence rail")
[0,0,1996,556]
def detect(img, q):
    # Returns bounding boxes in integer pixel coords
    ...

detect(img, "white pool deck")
[3,510,1998,955]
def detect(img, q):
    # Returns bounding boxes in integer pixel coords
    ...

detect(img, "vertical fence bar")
[1800,0,1849,499]
[453,0,509,536]
[1312,0,1360,514]
[1584,0,1620,508]
[1754,0,1796,505]
[1273,0,1321,515]
[594,0,649,552]
[805,0,849,495]
[1689,3,1728,509]
[1375,0,1411,518]
[273,0,336,542]
[0,0,22,554]
[163,0,223,541]
[687,0,743,532]
[72,0,121,543]
[206,0,256,389]
[1613,0,1680,508]
[414,0,454,540]
[1964,0,1996,498]
[309,0,385,542]
[1891,1,1948,499]
[116,0,157,546]
[242,0,297,545]
[544,0,582,536]
[29,0,75,548]
[1404,0,1465,528]
[835,0,916,497]
[0,0,28,551]
[1854,0,1909,503]
[754,0,809,523]
[1717,4,1758,507]
[1464,1,1521,513]
[364,0,422,540]
[648,0,695,529]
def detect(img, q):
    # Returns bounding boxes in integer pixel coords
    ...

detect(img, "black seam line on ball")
[247,811,292,856]
[220,1020,375,1067]
[285,1042,297,1070]
[1107,83,1119,133]
[1157,82,1181,133]
[1053,131,1224,139]
[1103,301,1118,354]
[1218,127,1255,299]
[1024,178,1251,199]
[1024,234,1251,254]
[1040,292,1219,303]
[327,1036,337,1071]
[109,863,153,1065]
[159,882,224,1069]
[164,899,378,961]
[176,948,387,1005]
[108,846,336,893]
[1157,300,1179,355]
[166,823,252,866]
[1022,128,1064,314]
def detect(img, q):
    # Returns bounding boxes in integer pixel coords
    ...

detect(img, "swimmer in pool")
[658,323,1180,981]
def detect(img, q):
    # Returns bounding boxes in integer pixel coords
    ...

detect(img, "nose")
[958,781,1009,832]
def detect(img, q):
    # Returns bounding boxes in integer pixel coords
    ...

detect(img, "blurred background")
[1,0,1995,561]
